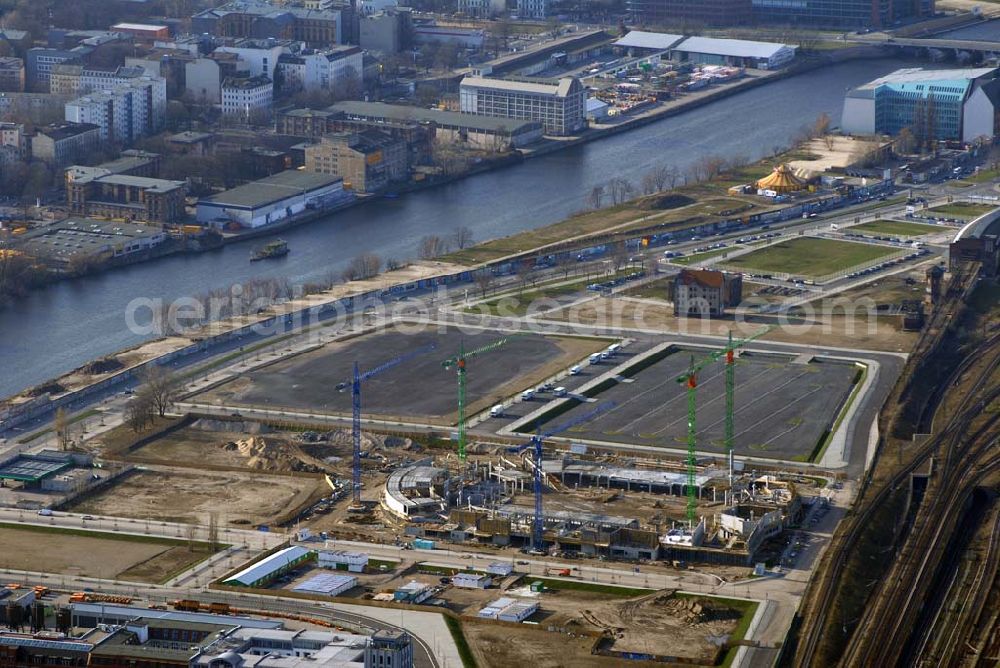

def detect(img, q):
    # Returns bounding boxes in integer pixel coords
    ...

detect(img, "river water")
[1,58,912,398]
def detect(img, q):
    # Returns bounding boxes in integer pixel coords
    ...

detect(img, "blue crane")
[338,344,437,509]
[509,401,615,551]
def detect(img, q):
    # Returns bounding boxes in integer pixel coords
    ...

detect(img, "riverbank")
[0,56,918,399]
[5,50,884,290]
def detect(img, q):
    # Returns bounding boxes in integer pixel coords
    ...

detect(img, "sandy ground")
[546,296,918,353]
[0,525,206,582]
[552,590,741,659]
[69,467,322,526]
[463,622,605,668]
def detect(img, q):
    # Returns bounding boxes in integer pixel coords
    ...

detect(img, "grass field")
[0,522,217,583]
[849,220,941,237]
[442,198,757,265]
[958,168,1000,184]
[926,202,996,219]
[723,237,897,277]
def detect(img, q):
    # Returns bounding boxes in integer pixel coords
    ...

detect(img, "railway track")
[920,504,1000,667]
[792,306,1000,667]
[848,442,1000,667]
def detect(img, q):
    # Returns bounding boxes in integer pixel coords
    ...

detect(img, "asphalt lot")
[214,327,591,419]
[521,348,860,461]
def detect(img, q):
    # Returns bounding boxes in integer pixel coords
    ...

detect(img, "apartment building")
[276,46,363,95]
[221,75,274,124]
[64,77,167,145]
[30,122,102,165]
[0,57,25,92]
[192,0,349,46]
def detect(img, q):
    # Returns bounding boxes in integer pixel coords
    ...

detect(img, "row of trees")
[125,366,180,433]
[417,226,474,260]
[585,156,747,210]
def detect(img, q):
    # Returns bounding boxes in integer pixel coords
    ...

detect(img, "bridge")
[843,28,1000,55]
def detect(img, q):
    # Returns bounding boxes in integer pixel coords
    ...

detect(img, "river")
[1,58,913,399]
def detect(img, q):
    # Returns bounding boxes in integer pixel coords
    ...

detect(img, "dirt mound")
[24,381,66,397]
[642,193,696,210]
[80,357,124,375]
[221,436,320,472]
[319,429,416,454]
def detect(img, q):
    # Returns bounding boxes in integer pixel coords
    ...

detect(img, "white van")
[37,509,53,516]
[553,387,568,397]
[589,353,602,364]
[569,365,582,375]
[607,343,622,355]
[521,389,536,401]
[489,404,504,418]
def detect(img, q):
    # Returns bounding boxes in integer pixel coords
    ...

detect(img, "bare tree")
[813,112,832,139]
[647,164,676,192]
[208,511,220,551]
[641,171,658,195]
[608,178,634,205]
[139,365,179,418]
[418,235,449,260]
[474,270,495,297]
[125,393,155,433]
[451,226,474,250]
[587,185,605,209]
[895,127,917,155]
[611,241,631,271]
[697,155,727,181]
[54,407,69,451]
[343,253,382,281]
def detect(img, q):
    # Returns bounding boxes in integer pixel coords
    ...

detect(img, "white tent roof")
[674,36,793,59]
[613,31,685,51]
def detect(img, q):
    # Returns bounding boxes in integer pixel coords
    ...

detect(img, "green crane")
[675,325,774,525]
[442,334,521,461]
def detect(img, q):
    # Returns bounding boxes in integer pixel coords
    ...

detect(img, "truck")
[412,539,436,550]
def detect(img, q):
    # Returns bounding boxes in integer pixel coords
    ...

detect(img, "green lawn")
[849,220,941,237]
[672,246,733,265]
[724,237,897,278]
[959,168,1000,184]
[926,202,996,220]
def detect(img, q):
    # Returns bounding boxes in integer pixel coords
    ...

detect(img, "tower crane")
[441,334,523,462]
[674,326,774,524]
[509,401,614,551]
[338,344,436,510]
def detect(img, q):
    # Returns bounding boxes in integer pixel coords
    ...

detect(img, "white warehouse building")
[318,549,369,573]
[196,170,350,228]
[670,36,796,70]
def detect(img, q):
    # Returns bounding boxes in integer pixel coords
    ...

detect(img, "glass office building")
[842,68,1000,143]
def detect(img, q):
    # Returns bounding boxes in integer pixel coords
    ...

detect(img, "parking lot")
[198,327,609,422]
[520,347,862,461]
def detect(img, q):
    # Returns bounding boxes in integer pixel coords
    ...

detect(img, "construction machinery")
[442,335,522,462]
[674,326,773,524]
[339,344,436,510]
[510,401,614,551]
